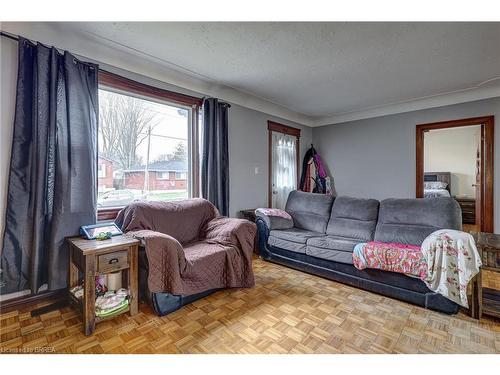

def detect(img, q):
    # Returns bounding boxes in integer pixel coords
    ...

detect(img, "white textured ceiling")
[16,22,500,125]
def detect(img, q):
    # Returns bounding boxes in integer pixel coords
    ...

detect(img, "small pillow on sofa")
[255,208,294,230]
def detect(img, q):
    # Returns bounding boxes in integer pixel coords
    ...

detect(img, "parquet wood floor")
[1,258,499,354]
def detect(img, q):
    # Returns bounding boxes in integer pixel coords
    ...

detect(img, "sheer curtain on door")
[271,132,297,209]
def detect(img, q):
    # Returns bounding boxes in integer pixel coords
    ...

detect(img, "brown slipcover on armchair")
[115,198,256,299]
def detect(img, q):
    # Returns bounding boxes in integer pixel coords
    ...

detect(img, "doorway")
[268,121,301,209]
[416,116,494,233]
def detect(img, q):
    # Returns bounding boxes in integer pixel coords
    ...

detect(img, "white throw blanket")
[421,229,482,308]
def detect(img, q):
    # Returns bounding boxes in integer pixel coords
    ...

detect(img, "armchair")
[115,198,256,315]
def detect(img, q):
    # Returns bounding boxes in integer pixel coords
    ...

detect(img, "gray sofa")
[256,191,463,314]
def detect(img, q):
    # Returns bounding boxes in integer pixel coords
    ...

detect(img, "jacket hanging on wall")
[299,145,332,195]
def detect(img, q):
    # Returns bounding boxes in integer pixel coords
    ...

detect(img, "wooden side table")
[239,209,259,254]
[239,209,258,222]
[67,235,140,335]
[470,232,500,319]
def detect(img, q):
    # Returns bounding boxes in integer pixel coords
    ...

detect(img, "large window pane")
[97,89,190,208]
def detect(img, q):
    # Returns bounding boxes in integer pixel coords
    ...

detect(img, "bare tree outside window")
[97,89,189,208]
[99,90,160,169]
[171,142,187,161]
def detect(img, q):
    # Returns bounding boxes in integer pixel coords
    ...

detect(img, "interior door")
[416,116,494,233]
[270,131,297,209]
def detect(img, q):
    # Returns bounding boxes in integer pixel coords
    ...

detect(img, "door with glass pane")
[268,121,300,209]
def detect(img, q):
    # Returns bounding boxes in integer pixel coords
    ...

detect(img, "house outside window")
[98,163,106,178]
[157,172,170,180]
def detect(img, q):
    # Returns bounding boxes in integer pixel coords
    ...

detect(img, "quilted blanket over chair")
[115,199,256,295]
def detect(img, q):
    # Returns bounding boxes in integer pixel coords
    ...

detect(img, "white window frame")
[98,85,198,199]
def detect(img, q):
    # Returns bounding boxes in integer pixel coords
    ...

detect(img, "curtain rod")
[1,30,214,105]
[1,30,94,65]
[0,30,19,42]
[0,30,123,74]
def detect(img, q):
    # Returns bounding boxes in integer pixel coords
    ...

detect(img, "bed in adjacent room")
[424,172,451,198]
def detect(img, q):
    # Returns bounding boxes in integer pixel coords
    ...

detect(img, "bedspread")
[353,230,481,307]
[421,229,481,307]
[353,241,428,279]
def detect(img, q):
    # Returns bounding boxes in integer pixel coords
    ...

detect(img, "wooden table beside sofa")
[67,235,140,335]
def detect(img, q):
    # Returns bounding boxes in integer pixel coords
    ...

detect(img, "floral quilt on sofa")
[353,230,482,307]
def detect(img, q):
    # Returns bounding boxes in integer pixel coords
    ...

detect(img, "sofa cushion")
[326,196,379,241]
[268,228,326,254]
[285,190,335,233]
[305,246,354,264]
[375,198,462,245]
[270,228,326,244]
[307,235,361,252]
[305,235,361,264]
[269,236,307,254]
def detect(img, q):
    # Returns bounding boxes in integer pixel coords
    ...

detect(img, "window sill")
[97,207,122,222]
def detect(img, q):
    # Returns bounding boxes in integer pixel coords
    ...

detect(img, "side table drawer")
[98,249,129,273]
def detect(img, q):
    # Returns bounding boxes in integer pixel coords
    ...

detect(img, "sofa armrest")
[255,208,294,230]
[127,229,186,273]
[204,217,257,256]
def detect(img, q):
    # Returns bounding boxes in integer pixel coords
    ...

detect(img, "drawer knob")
[109,258,119,264]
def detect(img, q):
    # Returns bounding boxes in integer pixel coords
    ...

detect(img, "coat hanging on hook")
[310,144,317,156]
[299,144,332,195]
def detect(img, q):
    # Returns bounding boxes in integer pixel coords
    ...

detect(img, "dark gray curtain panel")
[0,37,98,294]
[201,98,230,216]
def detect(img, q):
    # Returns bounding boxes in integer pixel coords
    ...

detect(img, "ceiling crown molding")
[2,23,499,129]
[312,81,500,127]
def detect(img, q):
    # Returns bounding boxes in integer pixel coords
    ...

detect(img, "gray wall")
[228,105,311,217]
[312,97,500,234]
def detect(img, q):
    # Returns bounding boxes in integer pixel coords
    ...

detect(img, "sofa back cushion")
[375,198,462,245]
[285,190,335,233]
[326,196,379,241]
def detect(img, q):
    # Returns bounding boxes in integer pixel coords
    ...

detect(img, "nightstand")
[470,232,500,320]
[67,235,140,335]
[455,197,476,224]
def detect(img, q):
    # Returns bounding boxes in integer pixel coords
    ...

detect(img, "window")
[97,71,201,219]
[268,121,300,209]
[156,172,170,180]
[175,172,187,180]
[98,163,106,178]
